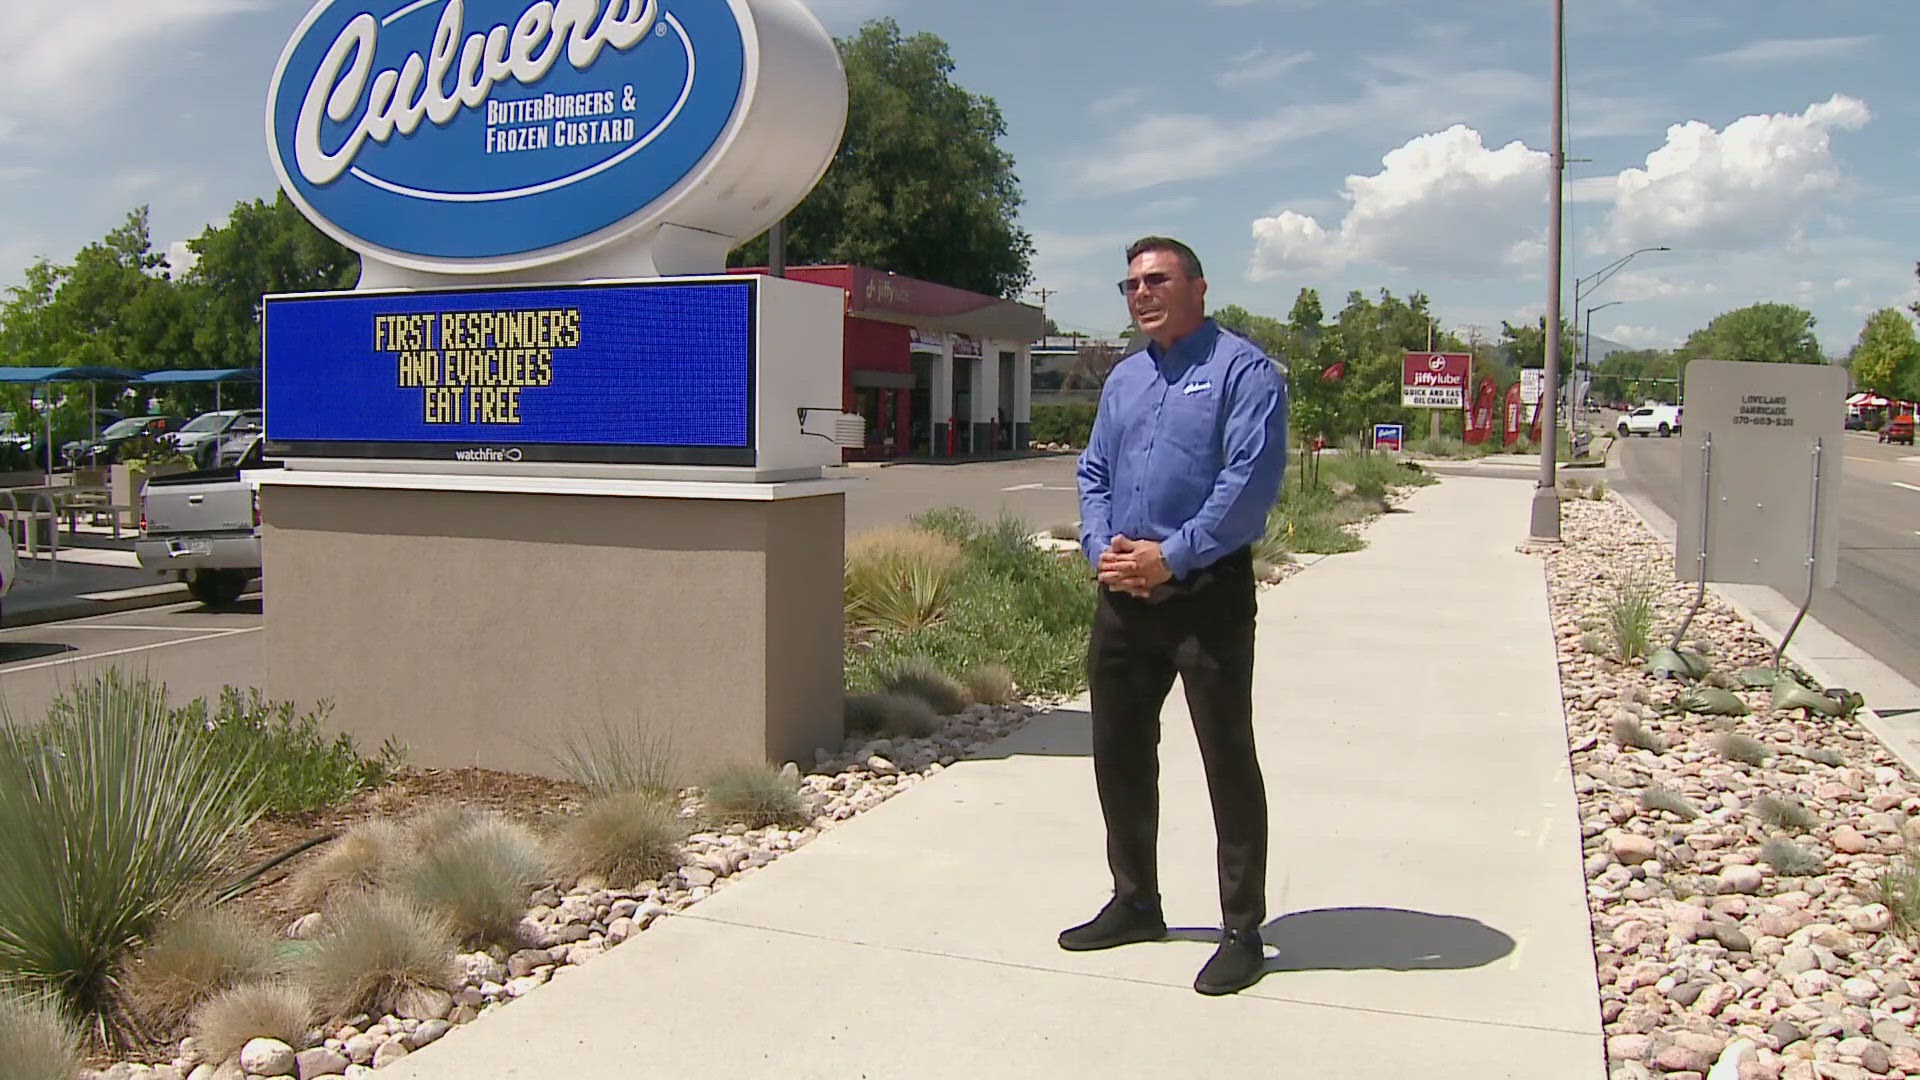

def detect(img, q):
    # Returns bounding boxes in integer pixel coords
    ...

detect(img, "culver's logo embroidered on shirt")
[1182,381,1214,395]
[268,0,747,264]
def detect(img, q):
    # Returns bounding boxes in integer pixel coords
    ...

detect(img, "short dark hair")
[1125,236,1204,279]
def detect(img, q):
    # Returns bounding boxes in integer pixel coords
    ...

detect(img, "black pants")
[1087,547,1267,933]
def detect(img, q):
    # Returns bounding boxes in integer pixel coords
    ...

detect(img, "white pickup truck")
[133,440,278,606]
[1617,404,1684,438]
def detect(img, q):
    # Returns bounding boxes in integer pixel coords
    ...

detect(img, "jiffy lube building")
[259,0,856,777]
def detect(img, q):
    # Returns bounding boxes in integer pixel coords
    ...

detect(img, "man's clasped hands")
[1097,534,1174,598]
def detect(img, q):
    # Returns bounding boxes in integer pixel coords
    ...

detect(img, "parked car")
[210,420,264,468]
[1880,415,1914,446]
[135,436,278,606]
[62,415,181,466]
[173,409,265,468]
[1617,404,1683,438]
[26,408,124,468]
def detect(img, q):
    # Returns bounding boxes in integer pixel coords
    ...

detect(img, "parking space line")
[1896,483,1920,494]
[0,627,261,675]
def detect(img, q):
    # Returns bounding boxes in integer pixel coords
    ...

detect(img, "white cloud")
[1072,67,1540,193]
[1603,324,1677,349]
[1605,94,1871,252]
[1600,271,1718,302]
[1698,36,1875,68]
[164,241,200,279]
[1215,48,1314,89]
[0,1,265,138]
[1248,125,1548,278]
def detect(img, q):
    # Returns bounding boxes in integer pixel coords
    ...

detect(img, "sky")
[1,0,1915,358]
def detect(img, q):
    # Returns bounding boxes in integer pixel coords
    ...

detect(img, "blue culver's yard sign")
[268,0,748,268]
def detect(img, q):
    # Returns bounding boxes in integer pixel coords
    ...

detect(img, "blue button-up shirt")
[1076,319,1288,579]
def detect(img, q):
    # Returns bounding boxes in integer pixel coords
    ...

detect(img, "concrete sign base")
[260,476,845,781]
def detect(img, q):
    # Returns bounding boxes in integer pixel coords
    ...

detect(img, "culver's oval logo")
[268,0,747,267]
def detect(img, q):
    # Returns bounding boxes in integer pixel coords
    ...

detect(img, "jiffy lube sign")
[268,0,846,275]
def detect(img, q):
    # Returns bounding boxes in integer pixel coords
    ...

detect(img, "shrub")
[1638,785,1700,821]
[188,982,311,1067]
[1610,716,1666,754]
[843,694,939,739]
[0,984,83,1080]
[555,792,691,886]
[849,510,1096,699]
[1605,574,1659,663]
[1760,838,1824,877]
[124,908,287,1032]
[1712,731,1771,767]
[844,528,967,634]
[1754,795,1818,833]
[545,721,675,798]
[392,814,551,948]
[286,819,407,914]
[175,687,402,819]
[301,894,457,1021]
[701,763,812,829]
[0,671,261,1037]
[876,657,971,716]
[961,663,1017,708]
[1029,402,1097,447]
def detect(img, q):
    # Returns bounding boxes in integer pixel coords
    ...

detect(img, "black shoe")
[1057,897,1167,951]
[1194,928,1268,995]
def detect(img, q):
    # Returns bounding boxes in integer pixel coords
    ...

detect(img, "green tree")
[183,192,359,367]
[728,19,1033,297]
[1678,302,1822,364]
[1849,308,1920,399]
[1590,348,1680,405]
[1209,304,1286,358]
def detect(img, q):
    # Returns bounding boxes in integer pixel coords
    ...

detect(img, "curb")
[5,583,195,629]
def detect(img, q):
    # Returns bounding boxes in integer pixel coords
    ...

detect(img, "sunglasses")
[1116,272,1187,295]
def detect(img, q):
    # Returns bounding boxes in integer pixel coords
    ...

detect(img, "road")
[0,457,1089,721]
[1610,428,1920,689]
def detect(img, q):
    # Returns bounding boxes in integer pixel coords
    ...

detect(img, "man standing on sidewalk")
[1062,236,1288,996]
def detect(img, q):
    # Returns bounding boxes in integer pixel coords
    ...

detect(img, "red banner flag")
[1320,361,1346,382]
[1529,403,1544,445]
[1465,376,1497,445]
[1503,383,1523,448]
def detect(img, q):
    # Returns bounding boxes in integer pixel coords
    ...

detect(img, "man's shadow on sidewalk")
[1168,908,1514,975]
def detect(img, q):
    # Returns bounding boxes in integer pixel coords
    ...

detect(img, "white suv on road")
[1618,404,1683,438]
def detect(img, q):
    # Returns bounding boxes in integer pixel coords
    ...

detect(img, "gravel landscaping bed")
[1545,496,1920,1080]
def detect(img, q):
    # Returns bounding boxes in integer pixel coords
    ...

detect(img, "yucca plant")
[844,528,967,634]
[0,983,83,1080]
[0,672,261,1042]
[555,791,691,886]
[124,908,288,1033]
[391,813,551,948]
[701,763,812,829]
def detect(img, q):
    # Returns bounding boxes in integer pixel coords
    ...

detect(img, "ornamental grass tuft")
[701,763,812,830]
[300,893,457,1021]
[554,791,691,887]
[545,721,675,798]
[1610,715,1666,754]
[187,982,312,1067]
[1638,785,1700,821]
[960,663,1017,708]
[843,694,939,739]
[876,657,971,716]
[1760,837,1824,877]
[1754,794,1818,833]
[1712,731,1771,767]
[124,908,288,1034]
[391,813,552,949]
[286,819,408,915]
[0,984,83,1080]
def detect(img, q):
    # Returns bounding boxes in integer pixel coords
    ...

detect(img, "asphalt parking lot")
[0,456,1086,716]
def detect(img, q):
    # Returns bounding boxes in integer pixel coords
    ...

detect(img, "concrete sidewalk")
[385,475,1602,1080]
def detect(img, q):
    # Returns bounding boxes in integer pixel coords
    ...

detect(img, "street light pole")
[1529,0,1566,542]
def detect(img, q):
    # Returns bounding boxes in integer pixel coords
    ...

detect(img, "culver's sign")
[268,0,846,275]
